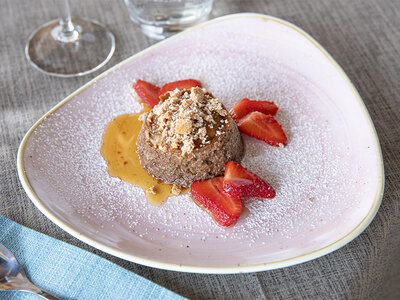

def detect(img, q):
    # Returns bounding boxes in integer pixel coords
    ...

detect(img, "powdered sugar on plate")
[22,16,381,269]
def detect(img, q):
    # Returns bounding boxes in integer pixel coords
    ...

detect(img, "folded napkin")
[0,215,185,300]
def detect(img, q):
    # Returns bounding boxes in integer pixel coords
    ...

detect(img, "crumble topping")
[171,184,182,196]
[140,87,228,156]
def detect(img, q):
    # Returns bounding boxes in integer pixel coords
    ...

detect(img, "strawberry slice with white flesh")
[191,177,242,227]
[159,79,202,96]
[223,161,276,199]
[230,98,279,121]
[132,80,161,108]
[237,111,287,147]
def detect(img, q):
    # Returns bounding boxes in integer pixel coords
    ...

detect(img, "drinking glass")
[26,0,115,77]
[124,0,213,40]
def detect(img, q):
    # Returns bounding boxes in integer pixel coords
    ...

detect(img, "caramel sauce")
[101,103,187,205]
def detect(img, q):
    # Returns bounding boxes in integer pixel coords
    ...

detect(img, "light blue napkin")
[0,215,185,300]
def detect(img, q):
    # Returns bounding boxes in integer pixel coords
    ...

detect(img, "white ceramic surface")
[18,14,384,273]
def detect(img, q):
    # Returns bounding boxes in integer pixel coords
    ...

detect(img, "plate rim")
[17,13,385,274]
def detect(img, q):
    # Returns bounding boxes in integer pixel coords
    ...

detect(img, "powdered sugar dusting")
[23,17,380,268]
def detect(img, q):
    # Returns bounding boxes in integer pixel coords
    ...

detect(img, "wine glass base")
[139,24,185,40]
[26,18,115,77]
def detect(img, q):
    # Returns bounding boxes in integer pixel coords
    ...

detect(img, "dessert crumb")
[147,186,157,195]
[171,184,182,196]
[138,113,146,122]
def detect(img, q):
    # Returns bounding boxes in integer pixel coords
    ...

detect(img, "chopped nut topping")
[175,119,191,134]
[171,184,182,196]
[141,87,228,156]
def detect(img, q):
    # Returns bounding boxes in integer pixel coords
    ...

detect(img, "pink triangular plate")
[18,13,384,273]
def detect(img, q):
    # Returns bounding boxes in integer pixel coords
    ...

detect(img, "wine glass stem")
[56,0,80,42]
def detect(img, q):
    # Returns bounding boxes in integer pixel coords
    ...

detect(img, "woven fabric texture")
[0,215,184,300]
[0,0,399,299]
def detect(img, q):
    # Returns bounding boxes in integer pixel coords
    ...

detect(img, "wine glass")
[25,0,115,77]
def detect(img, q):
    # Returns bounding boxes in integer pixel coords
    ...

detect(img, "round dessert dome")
[137,87,243,187]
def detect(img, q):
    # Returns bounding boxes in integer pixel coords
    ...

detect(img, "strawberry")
[230,98,278,121]
[223,161,276,199]
[237,111,287,147]
[132,80,161,108]
[159,79,202,96]
[191,177,242,227]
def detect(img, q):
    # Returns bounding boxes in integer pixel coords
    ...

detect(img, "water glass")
[124,0,213,40]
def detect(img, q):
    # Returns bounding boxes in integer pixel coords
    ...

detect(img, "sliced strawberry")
[132,80,161,108]
[223,161,276,199]
[159,79,202,96]
[230,98,278,121]
[191,177,242,227]
[237,111,287,147]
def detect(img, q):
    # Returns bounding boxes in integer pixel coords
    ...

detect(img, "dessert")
[101,79,212,205]
[137,86,244,188]
[102,78,286,227]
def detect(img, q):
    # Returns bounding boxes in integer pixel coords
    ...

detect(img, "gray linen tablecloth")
[1,0,399,299]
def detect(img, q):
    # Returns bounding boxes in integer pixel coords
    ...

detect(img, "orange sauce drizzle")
[100,103,187,205]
